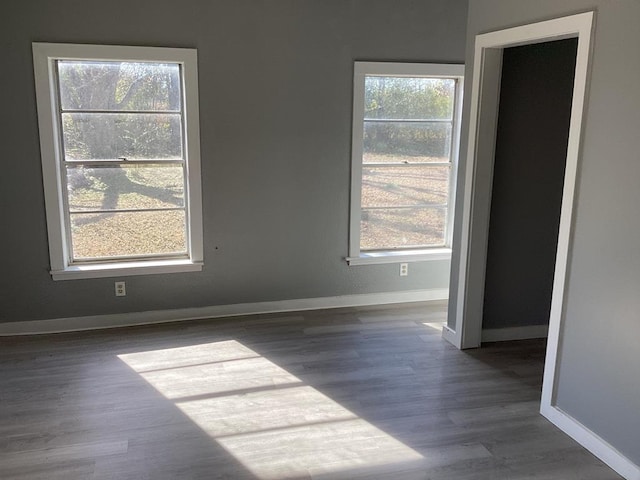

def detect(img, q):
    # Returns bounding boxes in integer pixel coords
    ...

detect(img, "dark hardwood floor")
[0,302,622,479]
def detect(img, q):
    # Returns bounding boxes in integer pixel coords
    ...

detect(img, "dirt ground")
[66,153,451,259]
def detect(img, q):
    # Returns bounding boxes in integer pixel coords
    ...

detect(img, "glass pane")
[361,166,449,208]
[364,77,455,120]
[70,210,187,259]
[67,164,184,211]
[363,122,452,162]
[360,208,446,250]
[58,61,181,111]
[62,112,182,160]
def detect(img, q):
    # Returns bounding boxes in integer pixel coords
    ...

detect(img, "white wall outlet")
[115,281,126,297]
[400,263,408,276]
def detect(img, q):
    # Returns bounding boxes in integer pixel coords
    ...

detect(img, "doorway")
[445,10,594,430]
[481,38,578,341]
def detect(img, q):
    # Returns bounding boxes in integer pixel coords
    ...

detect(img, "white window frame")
[346,62,464,266]
[33,43,204,280]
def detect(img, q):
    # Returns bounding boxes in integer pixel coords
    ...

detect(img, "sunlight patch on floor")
[119,340,423,479]
[421,321,445,332]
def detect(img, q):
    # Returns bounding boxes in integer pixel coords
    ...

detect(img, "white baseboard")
[0,289,448,336]
[481,324,548,342]
[441,324,460,348]
[541,404,640,480]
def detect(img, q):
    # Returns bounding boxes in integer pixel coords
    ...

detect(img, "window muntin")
[33,44,203,279]
[349,63,463,262]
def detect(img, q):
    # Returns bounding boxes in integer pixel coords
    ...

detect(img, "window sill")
[51,259,203,281]
[345,248,452,266]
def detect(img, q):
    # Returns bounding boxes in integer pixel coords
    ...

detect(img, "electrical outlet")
[400,263,408,276]
[115,281,126,297]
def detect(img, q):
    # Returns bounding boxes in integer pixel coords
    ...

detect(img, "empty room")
[0,1,638,479]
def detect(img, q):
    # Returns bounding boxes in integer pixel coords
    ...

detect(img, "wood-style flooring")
[0,301,622,479]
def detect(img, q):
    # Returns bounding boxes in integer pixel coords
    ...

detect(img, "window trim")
[348,62,464,265]
[33,43,204,280]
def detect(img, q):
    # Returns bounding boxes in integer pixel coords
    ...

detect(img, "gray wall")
[482,39,576,329]
[450,0,640,466]
[0,0,468,323]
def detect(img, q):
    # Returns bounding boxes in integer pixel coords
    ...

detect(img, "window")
[347,62,463,265]
[33,43,203,280]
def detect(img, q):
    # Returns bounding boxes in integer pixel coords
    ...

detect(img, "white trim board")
[0,289,448,336]
[452,11,595,351]
[441,325,459,347]
[541,405,640,480]
[481,324,548,342]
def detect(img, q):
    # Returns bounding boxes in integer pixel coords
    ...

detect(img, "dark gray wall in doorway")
[482,38,577,329]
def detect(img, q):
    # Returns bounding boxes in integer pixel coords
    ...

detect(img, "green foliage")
[363,76,455,158]
[57,61,182,160]
[364,77,454,119]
